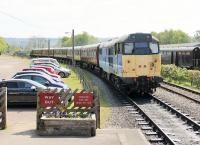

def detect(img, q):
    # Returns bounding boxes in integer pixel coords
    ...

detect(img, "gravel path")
[154,88,200,121]
[82,69,137,129]
[0,55,28,79]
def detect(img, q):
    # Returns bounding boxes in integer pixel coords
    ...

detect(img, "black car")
[0,79,46,104]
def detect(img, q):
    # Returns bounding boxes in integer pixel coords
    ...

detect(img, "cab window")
[149,42,159,54]
[124,43,134,54]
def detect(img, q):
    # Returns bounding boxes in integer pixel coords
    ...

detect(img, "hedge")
[161,65,200,88]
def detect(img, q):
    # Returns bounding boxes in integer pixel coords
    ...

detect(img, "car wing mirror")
[31,86,37,91]
[44,81,50,86]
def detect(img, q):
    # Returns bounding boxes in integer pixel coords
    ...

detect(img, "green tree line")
[151,29,200,44]
[0,37,9,53]
[62,32,99,47]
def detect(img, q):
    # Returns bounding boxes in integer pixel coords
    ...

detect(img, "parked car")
[31,63,71,78]
[31,58,60,66]
[13,73,68,89]
[22,68,61,79]
[13,71,64,83]
[31,66,56,74]
[0,79,46,103]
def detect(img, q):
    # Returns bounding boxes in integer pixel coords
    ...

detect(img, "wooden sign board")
[74,92,93,107]
[39,92,60,107]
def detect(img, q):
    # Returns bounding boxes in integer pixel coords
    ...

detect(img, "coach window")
[124,43,134,54]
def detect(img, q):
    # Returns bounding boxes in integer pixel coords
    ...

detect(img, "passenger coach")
[160,43,200,69]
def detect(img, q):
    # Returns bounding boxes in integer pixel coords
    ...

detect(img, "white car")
[31,58,59,66]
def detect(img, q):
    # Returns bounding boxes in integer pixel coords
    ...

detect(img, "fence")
[0,87,7,129]
[36,87,100,136]
[72,66,101,128]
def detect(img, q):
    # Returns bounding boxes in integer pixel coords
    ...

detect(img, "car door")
[17,81,37,103]
[6,81,21,103]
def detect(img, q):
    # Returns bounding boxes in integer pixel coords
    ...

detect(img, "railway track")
[69,66,200,145]
[118,94,200,145]
[160,82,200,104]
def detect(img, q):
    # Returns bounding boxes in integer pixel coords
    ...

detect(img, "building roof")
[160,42,200,52]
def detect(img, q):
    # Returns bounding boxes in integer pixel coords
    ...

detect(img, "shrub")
[161,65,200,88]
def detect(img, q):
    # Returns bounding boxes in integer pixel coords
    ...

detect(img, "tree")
[62,32,98,47]
[0,37,9,53]
[151,29,191,44]
[193,30,200,42]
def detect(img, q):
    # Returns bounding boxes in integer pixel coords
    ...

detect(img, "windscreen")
[124,42,159,55]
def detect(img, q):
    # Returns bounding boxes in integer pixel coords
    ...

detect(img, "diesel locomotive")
[31,33,162,94]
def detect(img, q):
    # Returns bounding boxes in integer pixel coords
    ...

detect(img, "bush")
[161,65,200,88]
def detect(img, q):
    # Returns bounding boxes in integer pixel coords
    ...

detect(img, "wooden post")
[0,87,7,130]
[93,87,100,129]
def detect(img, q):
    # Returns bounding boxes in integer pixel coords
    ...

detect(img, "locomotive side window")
[124,43,134,54]
[149,42,159,54]
[99,48,102,55]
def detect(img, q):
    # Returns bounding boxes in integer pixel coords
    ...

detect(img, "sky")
[0,0,199,38]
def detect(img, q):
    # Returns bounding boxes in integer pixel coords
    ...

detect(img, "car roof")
[14,73,55,83]
[2,79,47,88]
[33,65,55,69]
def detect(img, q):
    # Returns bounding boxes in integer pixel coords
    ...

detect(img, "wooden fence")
[0,87,7,130]
[36,88,100,136]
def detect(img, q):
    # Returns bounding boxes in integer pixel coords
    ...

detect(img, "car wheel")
[58,72,65,78]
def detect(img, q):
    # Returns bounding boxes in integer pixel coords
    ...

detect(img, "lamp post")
[48,39,50,58]
[65,29,75,67]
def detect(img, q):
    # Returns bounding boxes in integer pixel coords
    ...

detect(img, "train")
[160,43,200,69]
[30,33,162,94]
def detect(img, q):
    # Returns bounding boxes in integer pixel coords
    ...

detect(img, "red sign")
[74,92,94,107]
[39,92,60,107]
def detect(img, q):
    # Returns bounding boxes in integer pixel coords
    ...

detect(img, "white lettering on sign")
[44,95,54,100]
[45,100,54,104]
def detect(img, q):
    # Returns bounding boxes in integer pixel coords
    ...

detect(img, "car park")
[13,71,64,83]
[31,63,71,78]
[0,79,46,103]
[13,73,68,89]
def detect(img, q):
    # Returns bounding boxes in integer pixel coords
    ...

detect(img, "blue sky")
[0,0,199,38]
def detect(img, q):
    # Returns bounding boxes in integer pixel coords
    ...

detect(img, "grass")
[62,70,83,90]
[99,91,111,128]
[77,69,111,128]
[164,78,200,91]
[60,64,83,90]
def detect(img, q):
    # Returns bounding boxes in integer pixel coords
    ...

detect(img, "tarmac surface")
[0,55,150,145]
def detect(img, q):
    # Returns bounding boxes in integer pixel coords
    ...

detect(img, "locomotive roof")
[100,33,157,48]
[160,42,200,52]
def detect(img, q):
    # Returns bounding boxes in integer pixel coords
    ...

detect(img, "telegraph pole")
[48,39,50,58]
[72,29,75,67]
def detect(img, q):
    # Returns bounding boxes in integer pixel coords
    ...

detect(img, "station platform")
[0,109,150,145]
[0,128,150,145]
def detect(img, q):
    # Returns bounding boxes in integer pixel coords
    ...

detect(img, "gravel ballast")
[82,69,137,128]
[154,88,200,121]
